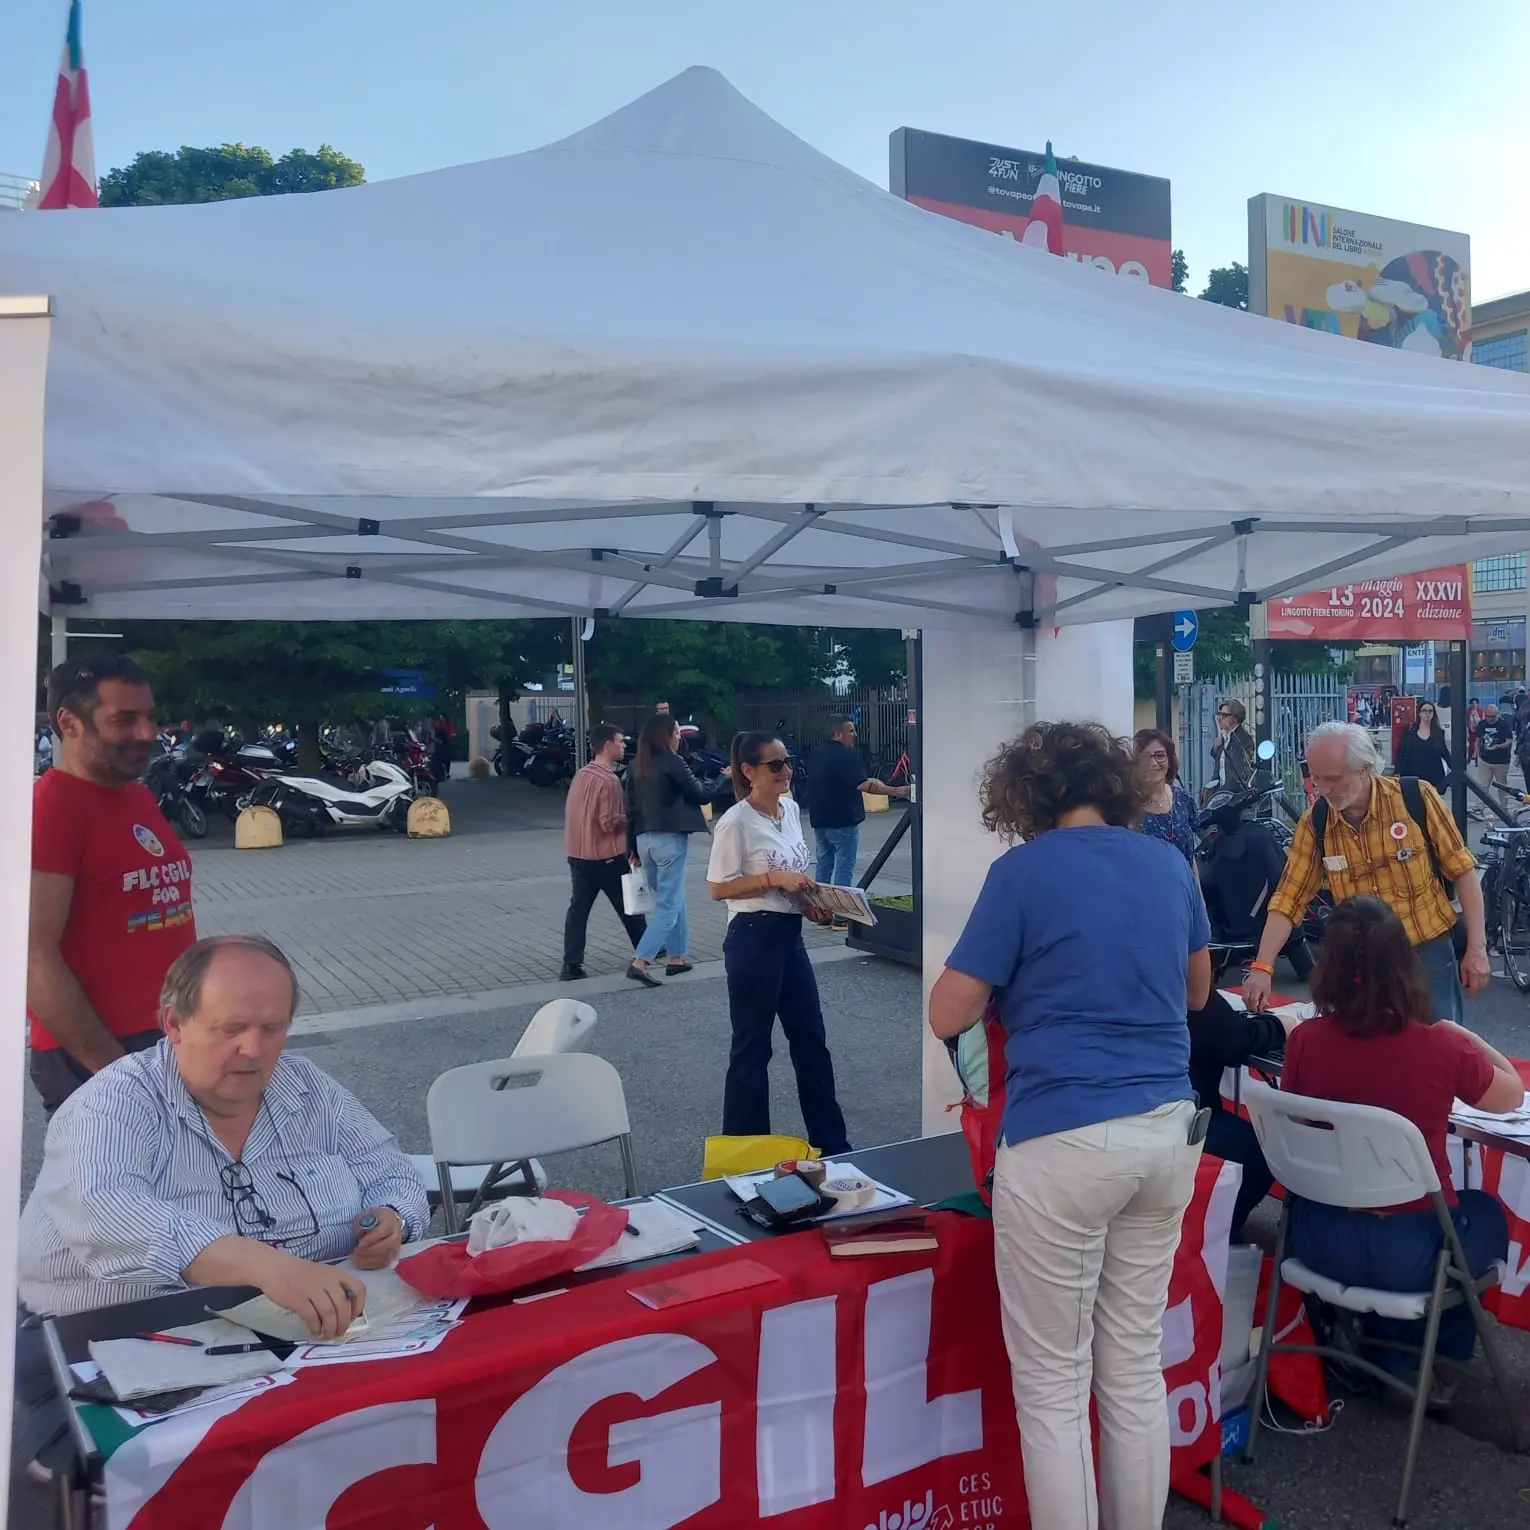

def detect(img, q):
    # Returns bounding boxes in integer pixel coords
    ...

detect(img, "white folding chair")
[426,1052,637,1234]
[407,999,598,1216]
[1241,1082,1523,1528]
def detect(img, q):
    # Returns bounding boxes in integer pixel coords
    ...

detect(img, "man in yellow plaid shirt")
[1242,721,1488,1023]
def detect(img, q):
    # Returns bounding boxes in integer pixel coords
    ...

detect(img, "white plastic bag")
[622,869,655,917]
[466,1196,581,1256]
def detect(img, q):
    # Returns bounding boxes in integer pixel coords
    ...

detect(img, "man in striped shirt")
[561,725,646,981]
[20,936,427,1329]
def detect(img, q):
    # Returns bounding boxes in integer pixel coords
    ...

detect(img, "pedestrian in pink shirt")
[560,725,646,981]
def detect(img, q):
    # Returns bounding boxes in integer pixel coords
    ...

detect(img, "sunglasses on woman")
[759,758,793,774]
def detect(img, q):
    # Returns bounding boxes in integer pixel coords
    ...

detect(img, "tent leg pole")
[571,617,588,768]
[1449,640,1468,835]
[50,610,66,668]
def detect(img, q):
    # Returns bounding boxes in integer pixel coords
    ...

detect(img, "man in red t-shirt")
[28,655,197,1113]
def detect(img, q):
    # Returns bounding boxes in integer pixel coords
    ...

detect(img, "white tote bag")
[621,869,655,917]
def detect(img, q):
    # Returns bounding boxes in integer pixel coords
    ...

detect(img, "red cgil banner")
[108,1166,1238,1530]
[1267,565,1471,642]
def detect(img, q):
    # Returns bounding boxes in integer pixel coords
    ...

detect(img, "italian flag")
[1020,140,1064,255]
[34,0,98,209]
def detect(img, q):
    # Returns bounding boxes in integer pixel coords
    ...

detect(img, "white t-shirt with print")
[707,797,812,918]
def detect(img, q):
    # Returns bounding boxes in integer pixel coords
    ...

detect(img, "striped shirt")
[18,1041,428,1317]
[564,761,627,861]
[1267,774,1476,948]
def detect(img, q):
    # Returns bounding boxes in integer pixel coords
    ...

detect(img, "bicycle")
[1482,825,1530,992]
[1489,780,1530,827]
[876,750,912,789]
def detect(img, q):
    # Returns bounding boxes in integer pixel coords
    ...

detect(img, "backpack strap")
[1398,776,1449,892]
[1311,795,1328,866]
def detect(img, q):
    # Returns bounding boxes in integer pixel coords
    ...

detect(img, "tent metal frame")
[47,495,1530,627]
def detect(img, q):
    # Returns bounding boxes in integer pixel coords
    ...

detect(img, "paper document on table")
[1451,1101,1530,1139]
[801,885,876,925]
[89,1320,283,1402]
[578,1199,702,1270]
[213,1260,431,1345]
[723,1161,914,1221]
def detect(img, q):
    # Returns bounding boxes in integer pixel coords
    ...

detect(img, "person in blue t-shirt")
[929,720,1212,1530]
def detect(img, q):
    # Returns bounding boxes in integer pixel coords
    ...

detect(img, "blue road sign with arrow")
[1171,611,1198,652]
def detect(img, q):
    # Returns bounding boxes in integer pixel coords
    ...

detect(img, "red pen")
[133,1331,200,1347]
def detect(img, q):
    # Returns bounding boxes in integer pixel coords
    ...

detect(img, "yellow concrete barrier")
[234,805,283,850]
[862,792,890,813]
[408,796,452,838]
[466,756,491,779]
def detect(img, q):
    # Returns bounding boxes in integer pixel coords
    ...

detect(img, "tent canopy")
[3,66,1529,629]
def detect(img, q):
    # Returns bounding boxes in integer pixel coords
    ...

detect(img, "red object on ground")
[1172,1466,1274,1529]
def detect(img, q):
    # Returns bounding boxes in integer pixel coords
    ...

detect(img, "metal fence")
[1178,672,1347,803]
[0,173,38,211]
[528,686,913,772]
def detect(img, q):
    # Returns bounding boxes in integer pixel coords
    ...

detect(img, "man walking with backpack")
[1242,721,1487,1024]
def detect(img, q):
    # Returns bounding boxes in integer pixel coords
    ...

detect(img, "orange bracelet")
[1247,960,1275,977]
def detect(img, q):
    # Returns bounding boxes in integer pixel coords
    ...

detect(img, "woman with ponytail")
[1284,895,1521,1396]
[706,731,850,1154]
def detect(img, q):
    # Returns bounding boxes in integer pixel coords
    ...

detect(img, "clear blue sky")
[3,0,1527,299]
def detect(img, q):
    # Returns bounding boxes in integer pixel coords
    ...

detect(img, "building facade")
[1468,289,1530,701]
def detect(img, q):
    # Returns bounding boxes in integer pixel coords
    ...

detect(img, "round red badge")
[1389,821,1408,841]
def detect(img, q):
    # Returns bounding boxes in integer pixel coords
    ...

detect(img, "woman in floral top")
[1134,729,1197,867]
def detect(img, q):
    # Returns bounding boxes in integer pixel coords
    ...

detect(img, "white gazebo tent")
[2,68,1529,1509]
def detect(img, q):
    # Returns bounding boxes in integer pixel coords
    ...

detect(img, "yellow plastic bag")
[701,1134,819,1181]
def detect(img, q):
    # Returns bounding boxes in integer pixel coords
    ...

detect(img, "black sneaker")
[559,965,586,982]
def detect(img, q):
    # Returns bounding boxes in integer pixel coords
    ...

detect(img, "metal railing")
[0,172,39,211]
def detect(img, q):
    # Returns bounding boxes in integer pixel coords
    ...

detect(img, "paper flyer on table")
[1451,1100,1530,1139]
[88,1320,283,1401]
[578,1198,702,1269]
[723,1160,914,1220]
[212,1261,437,1345]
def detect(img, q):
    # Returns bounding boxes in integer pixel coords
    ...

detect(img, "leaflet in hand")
[799,884,877,926]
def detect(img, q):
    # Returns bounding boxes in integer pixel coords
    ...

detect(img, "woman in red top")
[1284,896,1522,1388]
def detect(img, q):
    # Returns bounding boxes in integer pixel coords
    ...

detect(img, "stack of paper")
[1451,1100,1530,1140]
[578,1199,703,1270]
[88,1320,282,1402]
[211,1260,444,1346]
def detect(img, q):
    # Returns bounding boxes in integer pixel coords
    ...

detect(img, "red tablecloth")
[107,1158,1238,1530]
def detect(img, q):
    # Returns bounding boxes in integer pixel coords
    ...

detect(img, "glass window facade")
[1473,553,1527,593]
[1471,617,1527,693]
[1472,330,1528,372]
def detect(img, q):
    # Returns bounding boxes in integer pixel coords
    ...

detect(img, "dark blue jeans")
[722,912,850,1155]
[1205,1109,1274,1237]
[1290,1190,1507,1371]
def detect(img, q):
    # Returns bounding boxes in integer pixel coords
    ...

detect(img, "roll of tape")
[795,1160,827,1191]
[823,1175,875,1211]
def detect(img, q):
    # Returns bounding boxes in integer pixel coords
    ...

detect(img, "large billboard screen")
[891,127,1173,287]
[1247,195,1470,360]
[1266,565,1471,642]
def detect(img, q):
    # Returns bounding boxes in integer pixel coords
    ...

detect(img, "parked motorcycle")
[184,732,285,820]
[248,758,416,835]
[525,723,577,789]
[144,755,209,840]
[1195,741,1320,983]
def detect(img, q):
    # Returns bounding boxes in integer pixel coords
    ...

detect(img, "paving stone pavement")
[189,778,914,1015]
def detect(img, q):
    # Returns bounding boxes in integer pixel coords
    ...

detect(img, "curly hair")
[980,721,1148,841]
[1308,896,1432,1037]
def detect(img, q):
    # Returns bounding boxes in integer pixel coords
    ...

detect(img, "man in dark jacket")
[805,717,907,889]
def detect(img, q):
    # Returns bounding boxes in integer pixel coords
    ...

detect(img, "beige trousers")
[992,1100,1201,1530]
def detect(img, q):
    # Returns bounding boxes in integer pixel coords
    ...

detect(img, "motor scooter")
[1196,741,1321,982]
[248,758,415,835]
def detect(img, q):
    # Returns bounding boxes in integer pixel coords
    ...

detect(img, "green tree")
[1200,262,1249,311]
[585,620,828,733]
[117,619,551,765]
[1171,249,1189,295]
[98,143,364,206]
